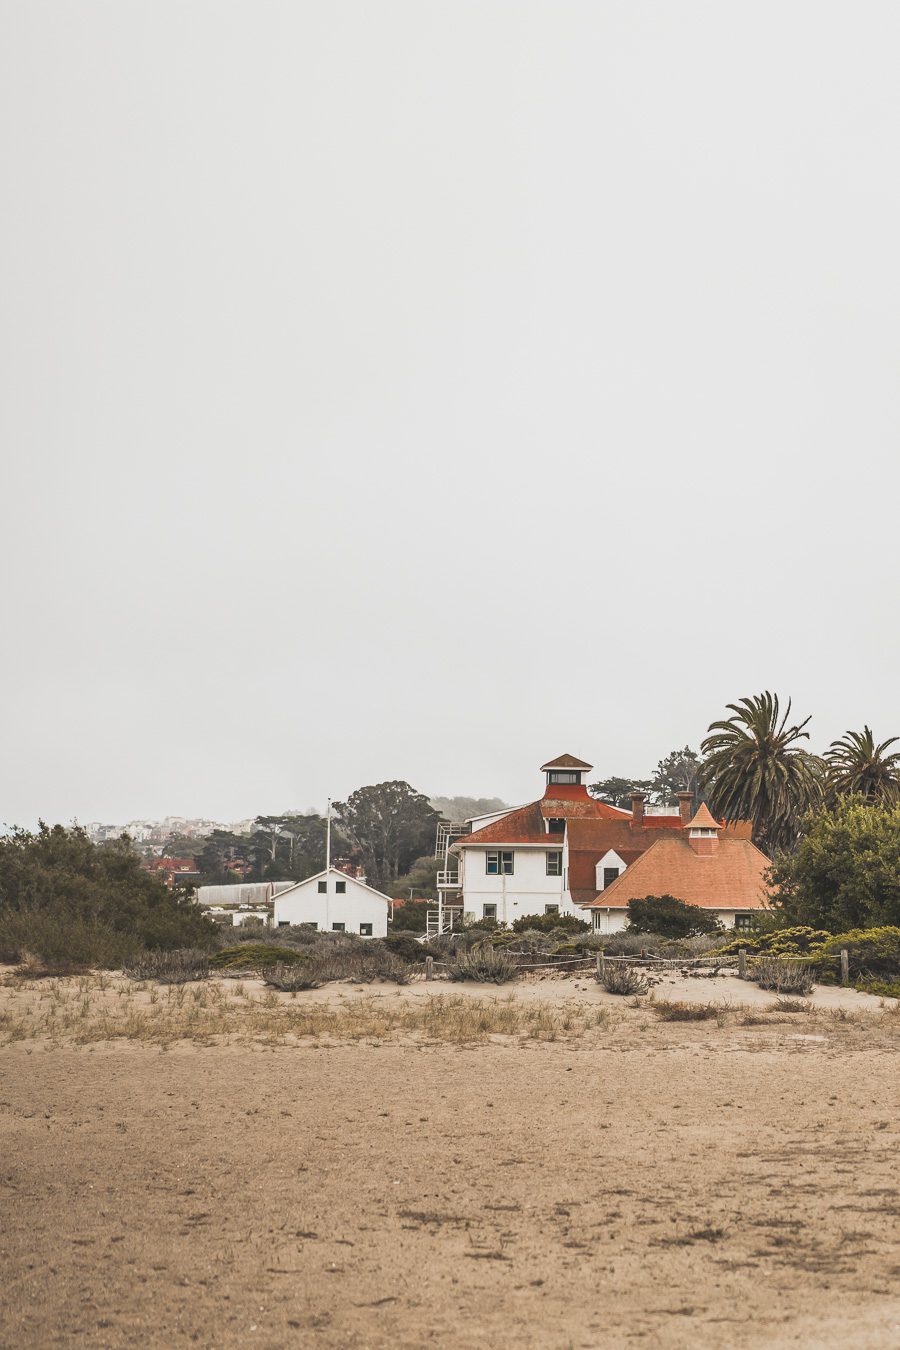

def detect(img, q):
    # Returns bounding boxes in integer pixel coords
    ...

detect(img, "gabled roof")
[588,834,769,911]
[540,753,593,771]
[687,803,721,830]
[274,867,393,907]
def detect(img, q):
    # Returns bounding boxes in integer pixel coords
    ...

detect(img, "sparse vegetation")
[752,956,814,996]
[262,963,322,991]
[773,997,812,1013]
[651,1000,719,1021]
[124,949,210,984]
[597,962,650,996]
[446,945,519,984]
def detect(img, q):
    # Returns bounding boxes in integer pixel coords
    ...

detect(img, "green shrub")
[596,962,649,996]
[627,896,722,939]
[769,798,900,931]
[465,916,503,933]
[210,944,305,971]
[382,932,427,963]
[0,910,145,970]
[715,926,830,957]
[752,956,814,996]
[446,945,519,984]
[821,927,900,980]
[853,978,900,1000]
[125,949,210,984]
[388,900,429,933]
[0,824,217,967]
[511,913,590,934]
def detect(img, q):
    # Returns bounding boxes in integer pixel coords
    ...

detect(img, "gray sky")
[2,2,898,826]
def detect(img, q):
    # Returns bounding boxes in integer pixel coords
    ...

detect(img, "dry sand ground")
[2,969,900,1350]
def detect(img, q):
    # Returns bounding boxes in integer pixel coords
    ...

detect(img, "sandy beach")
[2,971,899,1349]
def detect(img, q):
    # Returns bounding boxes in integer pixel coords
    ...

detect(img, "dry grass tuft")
[0,978,609,1048]
[651,1001,720,1022]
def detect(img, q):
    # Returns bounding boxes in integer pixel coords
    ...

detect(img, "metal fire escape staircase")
[428,821,466,937]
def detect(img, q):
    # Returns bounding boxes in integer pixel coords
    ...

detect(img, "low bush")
[0,910,145,970]
[328,948,409,984]
[262,963,322,991]
[651,1000,718,1021]
[853,978,900,1000]
[592,932,662,956]
[210,944,305,971]
[715,926,831,958]
[821,927,900,980]
[511,913,590,934]
[752,956,815,996]
[465,917,503,933]
[382,932,427,964]
[596,962,649,996]
[501,931,558,956]
[446,945,519,984]
[124,949,210,984]
[627,896,722,939]
[773,997,812,1013]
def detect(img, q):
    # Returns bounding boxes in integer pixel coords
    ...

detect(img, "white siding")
[273,869,389,937]
[459,846,575,925]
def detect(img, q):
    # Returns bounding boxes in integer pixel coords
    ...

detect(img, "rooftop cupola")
[686,803,721,855]
[540,753,593,789]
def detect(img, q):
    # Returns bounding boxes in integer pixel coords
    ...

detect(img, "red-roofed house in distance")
[142,856,201,890]
[440,755,696,930]
[588,805,769,934]
[435,756,759,934]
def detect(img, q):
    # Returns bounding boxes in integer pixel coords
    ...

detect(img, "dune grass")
[0,976,615,1048]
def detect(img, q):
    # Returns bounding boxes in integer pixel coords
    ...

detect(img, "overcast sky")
[2,1,898,826]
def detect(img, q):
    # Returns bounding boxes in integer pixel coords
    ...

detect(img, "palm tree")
[826,726,900,804]
[700,692,821,854]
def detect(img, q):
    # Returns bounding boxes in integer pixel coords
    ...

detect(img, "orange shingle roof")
[687,803,721,830]
[588,835,769,911]
[540,753,593,771]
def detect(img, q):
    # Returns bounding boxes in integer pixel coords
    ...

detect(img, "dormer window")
[547,818,566,834]
[547,770,580,785]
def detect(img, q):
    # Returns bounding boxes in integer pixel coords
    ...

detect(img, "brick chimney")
[677,792,694,827]
[631,792,646,827]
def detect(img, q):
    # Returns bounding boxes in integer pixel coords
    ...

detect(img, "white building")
[440,754,760,932]
[273,867,391,937]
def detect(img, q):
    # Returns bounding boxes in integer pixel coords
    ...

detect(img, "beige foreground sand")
[2,971,900,1349]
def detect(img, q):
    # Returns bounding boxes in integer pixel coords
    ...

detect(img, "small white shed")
[273,867,391,938]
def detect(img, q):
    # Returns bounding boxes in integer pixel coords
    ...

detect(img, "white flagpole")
[325,798,331,872]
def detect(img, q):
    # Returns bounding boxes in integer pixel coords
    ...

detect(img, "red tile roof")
[588,834,769,911]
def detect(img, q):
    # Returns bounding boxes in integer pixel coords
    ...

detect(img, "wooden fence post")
[425,956,434,982]
[596,954,604,980]
[840,949,849,987]
[738,948,747,980]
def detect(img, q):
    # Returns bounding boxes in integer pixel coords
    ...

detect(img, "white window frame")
[546,850,563,876]
[486,850,514,875]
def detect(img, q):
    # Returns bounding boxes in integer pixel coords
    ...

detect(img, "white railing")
[426,907,463,937]
[436,870,460,888]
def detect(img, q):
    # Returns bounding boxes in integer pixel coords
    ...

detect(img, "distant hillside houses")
[440,754,768,933]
